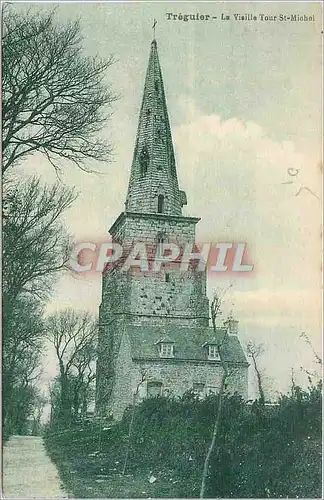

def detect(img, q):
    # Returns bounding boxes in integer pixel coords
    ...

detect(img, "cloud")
[174,98,321,293]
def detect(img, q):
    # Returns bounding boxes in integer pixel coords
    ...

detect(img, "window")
[156,233,167,258]
[165,273,170,283]
[147,381,162,397]
[157,233,166,245]
[145,109,151,128]
[157,194,164,214]
[193,383,205,394]
[160,343,174,358]
[139,146,149,176]
[208,345,220,360]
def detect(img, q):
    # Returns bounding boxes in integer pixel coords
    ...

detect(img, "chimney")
[224,313,239,336]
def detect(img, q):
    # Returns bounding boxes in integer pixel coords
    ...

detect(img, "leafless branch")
[200,288,231,498]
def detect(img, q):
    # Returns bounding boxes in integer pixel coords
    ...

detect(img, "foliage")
[2,295,44,434]
[44,383,322,498]
[47,309,97,426]
[2,176,76,308]
[2,176,76,436]
[2,4,116,438]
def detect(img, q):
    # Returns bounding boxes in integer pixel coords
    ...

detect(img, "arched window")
[156,232,168,258]
[157,194,164,214]
[157,233,164,245]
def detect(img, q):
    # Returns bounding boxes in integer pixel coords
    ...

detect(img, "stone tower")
[96,40,248,418]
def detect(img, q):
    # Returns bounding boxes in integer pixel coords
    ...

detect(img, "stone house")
[95,39,248,420]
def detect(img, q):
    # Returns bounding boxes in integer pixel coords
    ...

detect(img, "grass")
[44,391,322,498]
[44,425,197,498]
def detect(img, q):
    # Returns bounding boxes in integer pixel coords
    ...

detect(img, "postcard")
[2,1,322,498]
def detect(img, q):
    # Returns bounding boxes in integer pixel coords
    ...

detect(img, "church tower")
[96,39,248,418]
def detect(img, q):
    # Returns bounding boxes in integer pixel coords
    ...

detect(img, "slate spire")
[125,39,186,216]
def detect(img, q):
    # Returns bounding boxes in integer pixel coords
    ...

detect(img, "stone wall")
[128,269,209,326]
[110,333,135,420]
[111,352,248,420]
[110,212,199,247]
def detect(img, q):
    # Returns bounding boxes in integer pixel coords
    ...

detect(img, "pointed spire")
[125,39,185,216]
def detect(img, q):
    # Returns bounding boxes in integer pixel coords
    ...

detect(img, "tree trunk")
[122,392,136,475]
[199,371,228,498]
[252,353,265,404]
[59,370,71,426]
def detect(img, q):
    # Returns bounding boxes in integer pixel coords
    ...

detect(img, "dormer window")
[160,343,174,357]
[208,345,220,360]
[202,341,221,361]
[155,337,174,358]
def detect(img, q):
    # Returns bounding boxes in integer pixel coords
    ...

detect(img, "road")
[2,435,68,498]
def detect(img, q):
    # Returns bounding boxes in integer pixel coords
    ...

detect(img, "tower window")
[157,194,164,213]
[156,232,167,258]
[145,109,151,128]
[165,273,170,283]
[139,146,149,176]
[156,232,167,245]
[157,233,164,245]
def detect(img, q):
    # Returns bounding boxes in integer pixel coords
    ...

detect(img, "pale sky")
[11,1,322,399]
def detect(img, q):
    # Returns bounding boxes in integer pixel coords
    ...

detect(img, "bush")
[44,383,322,498]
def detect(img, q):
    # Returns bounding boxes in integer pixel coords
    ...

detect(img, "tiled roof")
[127,326,248,364]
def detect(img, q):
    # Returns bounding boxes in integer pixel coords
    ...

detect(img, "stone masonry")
[95,39,248,419]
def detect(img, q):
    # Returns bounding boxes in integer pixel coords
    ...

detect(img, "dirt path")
[2,435,68,498]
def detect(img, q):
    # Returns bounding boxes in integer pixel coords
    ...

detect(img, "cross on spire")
[152,19,157,39]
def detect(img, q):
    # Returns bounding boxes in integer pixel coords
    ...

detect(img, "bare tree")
[47,309,97,425]
[300,332,322,366]
[2,176,76,315]
[246,341,265,404]
[298,332,322,383]
[200,288,232,498]
[2,176,76,435]
[70,342,97,418]
[2,7,117,173]
[30,391,48,435]
[122,369,146,475]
